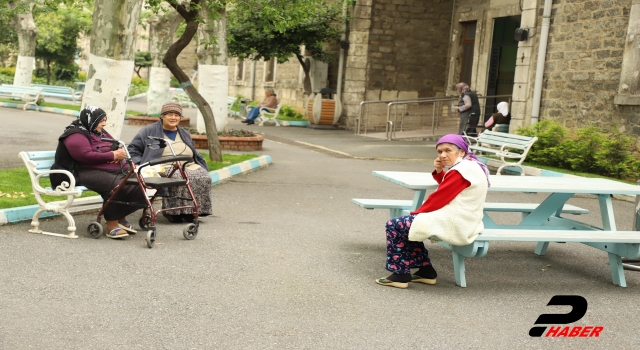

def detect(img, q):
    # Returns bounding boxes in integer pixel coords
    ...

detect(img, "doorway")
[485,16,520,122]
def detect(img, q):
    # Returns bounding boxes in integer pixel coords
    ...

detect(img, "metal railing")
[355,97,445,135]
[355,94,512,140]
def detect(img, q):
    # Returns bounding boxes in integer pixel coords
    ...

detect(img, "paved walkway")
[1,102,639,348]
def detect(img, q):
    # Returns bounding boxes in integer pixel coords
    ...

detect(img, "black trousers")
[76,168,147,221]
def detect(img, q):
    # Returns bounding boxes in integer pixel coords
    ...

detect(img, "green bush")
[52,62,79,81]
[129,77,149,96]
[0,67,15,76]
[277,105,305,120]
[516,120,640,179]
[516,120,567,166]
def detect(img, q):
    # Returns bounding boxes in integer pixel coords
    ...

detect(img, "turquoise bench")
[439,229,640,287]
[32,84,82,103]
[0,84,42,110]
[351,198,589,218]
[18,150,101,238]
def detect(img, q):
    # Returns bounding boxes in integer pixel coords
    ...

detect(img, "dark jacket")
[127,121,208,171]
[50,128,91,189]
[458,90,481,117]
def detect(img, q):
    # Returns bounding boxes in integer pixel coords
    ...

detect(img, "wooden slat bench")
[466,131,538,175]
[437,229,640,288]
[32,84,82,103]
[351,198,588,218]
[18,151,102,238]
[0,84,42,110]
[257,104,283,126]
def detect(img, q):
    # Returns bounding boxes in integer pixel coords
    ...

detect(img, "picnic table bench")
[466,130,538,175]
[0,84,42,110]
[18,150,102,239]
[352,198,589,218]
[355,171,640,287]
[32,84,83,103]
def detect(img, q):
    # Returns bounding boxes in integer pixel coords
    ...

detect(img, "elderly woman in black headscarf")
[51,106,147,239]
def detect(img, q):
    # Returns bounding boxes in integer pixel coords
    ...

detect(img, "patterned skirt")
[160,166,212,216]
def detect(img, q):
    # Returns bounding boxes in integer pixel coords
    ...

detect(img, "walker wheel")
[146,229,155,248]
[183,223,197,240]
[139,215,151,230]
[87,222,103,239]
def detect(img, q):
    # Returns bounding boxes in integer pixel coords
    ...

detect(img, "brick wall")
[541,0,640,137]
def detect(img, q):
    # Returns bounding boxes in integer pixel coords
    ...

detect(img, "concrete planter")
[277,119,310,127]
[128,115,190,127]
[191,134,264,151]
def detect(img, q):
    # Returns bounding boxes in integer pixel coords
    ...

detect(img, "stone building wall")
[539,0,640,136]
[357,0,453,129]
[227,56,307,113]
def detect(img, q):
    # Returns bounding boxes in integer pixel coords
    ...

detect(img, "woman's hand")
[434,158,444,173]
[111,148,126,162]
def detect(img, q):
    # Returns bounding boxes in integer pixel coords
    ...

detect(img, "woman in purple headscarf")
[376,134,490,289]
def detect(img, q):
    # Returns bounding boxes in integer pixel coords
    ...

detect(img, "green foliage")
[170,76,180,88]
[52,62,79,81]
[34,7,91,84]
[0,67,15,76]
[227,0,343,83]
[129,77,149,96]
[277,105,305,120]
[134,51,152,78]
[516,120,640,179]
[516,120,567,166]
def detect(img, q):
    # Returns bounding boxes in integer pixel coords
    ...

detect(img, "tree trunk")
[10,0,37,86]
[296,53,312,96]
[164,0,222,162]
[82,0,143,140]
[45,61,50,85]
[147,5,181,116]
[195,7,228,134]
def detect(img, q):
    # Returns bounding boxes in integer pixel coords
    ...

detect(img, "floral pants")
[385,214,432,274]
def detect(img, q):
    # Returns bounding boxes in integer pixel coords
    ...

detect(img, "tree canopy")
[34,6,91,83]
[227,0,343,94]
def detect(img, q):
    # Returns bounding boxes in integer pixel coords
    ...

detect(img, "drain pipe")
[530,0,553,125]
[249,61,256,100]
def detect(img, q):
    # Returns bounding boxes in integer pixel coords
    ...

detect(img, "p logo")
[529,295,603,338]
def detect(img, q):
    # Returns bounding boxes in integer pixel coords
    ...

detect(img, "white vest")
[408,159,488,245]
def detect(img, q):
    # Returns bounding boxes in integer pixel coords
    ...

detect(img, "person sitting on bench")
[375,134,490,289]
[51,106,147,239]
[241,88,278,125]
[484,101,511,132]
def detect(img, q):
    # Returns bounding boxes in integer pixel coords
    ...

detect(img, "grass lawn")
[0,153,259,209]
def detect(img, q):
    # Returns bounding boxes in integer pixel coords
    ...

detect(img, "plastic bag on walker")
[140,164,165,178]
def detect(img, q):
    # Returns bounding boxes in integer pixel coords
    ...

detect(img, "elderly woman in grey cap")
[241,88,278,125]
[127,102,212,223]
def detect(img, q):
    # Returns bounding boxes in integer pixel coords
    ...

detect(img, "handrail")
[384,94,513,140]
[385,97,457,140]
[355,96,447,135]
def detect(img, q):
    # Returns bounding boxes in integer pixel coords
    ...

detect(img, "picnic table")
[366,171,640,287]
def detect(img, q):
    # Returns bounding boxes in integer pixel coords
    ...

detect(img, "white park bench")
[257,103,283,126]
[466,130,538,175]
[18,150,102,239]
[0,84,43,110]
[32,84,83,103]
